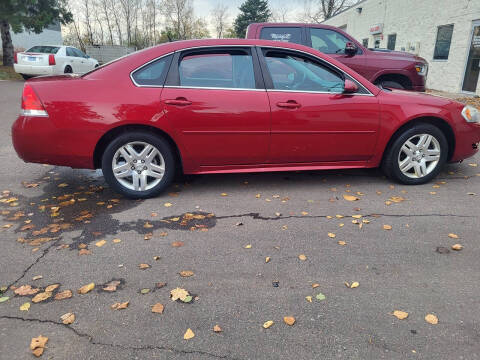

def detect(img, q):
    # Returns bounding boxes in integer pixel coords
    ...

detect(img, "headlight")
[415,63,428,76]
[461,105,479,123]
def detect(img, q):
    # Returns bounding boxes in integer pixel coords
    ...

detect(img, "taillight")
[14,52,18,64]
[21,84,48,117]
[48,54,56,65]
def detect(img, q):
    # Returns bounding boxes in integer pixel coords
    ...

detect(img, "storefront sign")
[370,23,383,35]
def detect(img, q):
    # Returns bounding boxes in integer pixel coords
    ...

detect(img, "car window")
[73,48,86,58]
[179,50,255,89]
[131,55,172,86]
[260,27,302,44]
[263,50,344,93]
[26,46,60,54]
[310,28,353,54]
[66,47,76,57]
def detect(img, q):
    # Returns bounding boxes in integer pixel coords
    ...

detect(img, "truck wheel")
[378,80,405,90]
[382,123,447,185]
[101,131,175,199]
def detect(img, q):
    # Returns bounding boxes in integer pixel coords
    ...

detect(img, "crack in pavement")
[216,212,475,221]
[6,238,61,289]
[0,316,240,360]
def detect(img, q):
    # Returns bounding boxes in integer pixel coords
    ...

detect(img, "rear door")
[161,47,271,167]
[66,47,81,73]
[257,47,380,163]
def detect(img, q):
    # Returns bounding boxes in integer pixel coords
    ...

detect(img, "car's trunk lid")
[16,52,51,66]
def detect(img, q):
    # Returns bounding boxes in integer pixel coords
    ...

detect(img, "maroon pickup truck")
[246,23,428,91]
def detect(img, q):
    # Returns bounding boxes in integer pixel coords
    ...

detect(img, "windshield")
[26,46,60,54]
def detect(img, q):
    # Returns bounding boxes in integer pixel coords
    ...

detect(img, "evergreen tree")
[233,0,271,38]
[0,0,72,66]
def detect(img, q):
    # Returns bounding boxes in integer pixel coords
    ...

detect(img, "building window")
[387,34,396,50]
[362,38,369,47]
[433,25,454,60]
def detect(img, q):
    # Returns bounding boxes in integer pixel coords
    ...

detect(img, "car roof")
[87,38,379,95]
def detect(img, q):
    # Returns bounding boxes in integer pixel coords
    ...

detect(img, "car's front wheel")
[382,124,448,185]
[101,132,175,199]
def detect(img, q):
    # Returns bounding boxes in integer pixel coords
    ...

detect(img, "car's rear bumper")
[12,115,95,169]
[13,64,55,76]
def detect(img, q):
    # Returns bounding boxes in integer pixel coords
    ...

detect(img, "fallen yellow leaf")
[20,302,30,311]
[45,284,59,292]
[263,320,274,329]
[184,328,195,340]
[170,288,189,301]
[350,282,359,288]
[338,240,346,246]
[95,240,106,247]
[265,257,271,263]
[244,244,252,249]
[54,290,72,300]
[284,316,296,326]
[328,233,336,238]
[305,296,312,302]
[451,243,463,251]
[425,314,438,324]
[448,233,459,239]
[392,310,409,320]
[213,324,222,333]
[78,283,95,294]
[298,254,307,261]
[111,301,129,310]
[383,225,392,230]
[179,270,194,277]
[343,194,359,201]
[61,312,75,324]
[164,202,173,207]
[32,292,52,303]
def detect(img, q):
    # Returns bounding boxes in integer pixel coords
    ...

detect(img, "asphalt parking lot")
[0,80,479,360]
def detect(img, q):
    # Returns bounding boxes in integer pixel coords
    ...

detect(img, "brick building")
[322,0,480,95]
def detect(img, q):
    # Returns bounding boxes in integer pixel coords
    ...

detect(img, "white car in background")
[14,45,99,79]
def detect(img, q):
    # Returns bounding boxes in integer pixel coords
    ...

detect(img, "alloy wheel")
[112,141,165,191]
[397,134,441,179]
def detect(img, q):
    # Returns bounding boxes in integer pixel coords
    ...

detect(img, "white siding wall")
[11,29,63,52]
[323,0,480,94]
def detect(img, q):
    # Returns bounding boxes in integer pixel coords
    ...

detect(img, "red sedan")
[12,39,480,198]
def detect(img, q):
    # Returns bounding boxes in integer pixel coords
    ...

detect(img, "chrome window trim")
[258,45,374,96]
[130,51,174,88]
[164,85,265,92]
[265,89,373,96]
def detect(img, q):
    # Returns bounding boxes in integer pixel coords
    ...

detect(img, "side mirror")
[343,79,358,94]
[345,42,357,56]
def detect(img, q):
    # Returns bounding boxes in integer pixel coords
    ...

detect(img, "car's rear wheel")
[21,74,33,80]
[101,132,175,199]
[382,124,448,185]
[64,65,73,74]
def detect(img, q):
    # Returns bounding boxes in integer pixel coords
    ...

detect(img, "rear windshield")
[260,27,303,44]
[26,46,60,54]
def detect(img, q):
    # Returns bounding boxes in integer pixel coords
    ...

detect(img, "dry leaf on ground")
[213,324,222,333]
[451,244,463,251]
[61,312,75,324]
[343,194,359,201]
[95,240,106,247]
[170,288,189,301]
[383,225,392,230]
[392,310,409,320]
[78,283,95,294]
[184,328,195,340]
[284,316,296,326]
[298,254,307,261]
[14,285,39,296]
[54,290,72,300]
[179,270,194,277]
[45,284,59,292]
[151,303,164,314]
[30,335,48,357]
[111,301,129,310]
[20,302,30,311]
[263,320,274,329]
[448,233,459,239]
[139,263,150,270]
[32,292,52,303]
[425,314,438,324]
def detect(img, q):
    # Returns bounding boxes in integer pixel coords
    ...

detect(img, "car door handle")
[164,98,192,106]
[276,101,301,109]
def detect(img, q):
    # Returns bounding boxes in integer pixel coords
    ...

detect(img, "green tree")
[0,0,72,66]
[233,0,271,38]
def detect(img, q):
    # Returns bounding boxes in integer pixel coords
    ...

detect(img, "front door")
[259,47,380,163]
[161,47,270,167]
[462,21,480,93]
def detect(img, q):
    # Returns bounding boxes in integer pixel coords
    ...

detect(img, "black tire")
[377,80,405,90]
[382,123,448,185]
[64,65,73,74]
[21,74,33,80]
[101,131,175,199]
